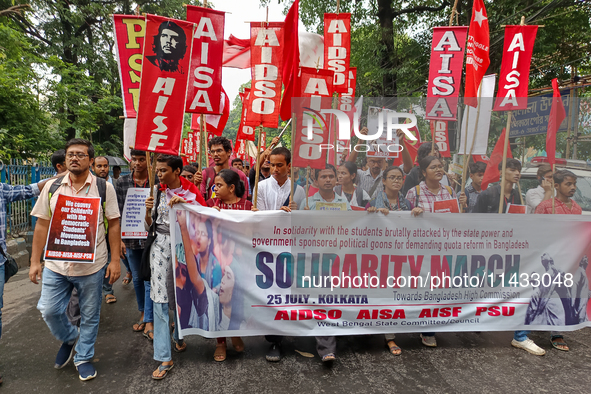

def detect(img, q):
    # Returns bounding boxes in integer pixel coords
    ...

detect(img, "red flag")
[394,115,422,167]
[189,87,230,136]
[279,0,299,121]
[185,6,225,114]
[134,15,194,154]
[431,121,451,158]
[222,35,251,69]
[331,68,357,164]
[292,67,334,169]
[324,13,351,94]
[493,25,538,111]
[181,137,189,165]
[464,0,490,107]
[546,78,566,166]
[112,15,145,118]
[426,26,468,121]
[237,88,256,141]
[481,128,513,190]
[246,22,284,128]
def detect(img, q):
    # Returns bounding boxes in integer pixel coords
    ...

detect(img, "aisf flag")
[246,22,284,128]
[185,6,225,114]
[135,15,195,154]
[493,25,538,111]
[426,26,468,120]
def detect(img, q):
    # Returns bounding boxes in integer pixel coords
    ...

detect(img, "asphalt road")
[2,268,591,394]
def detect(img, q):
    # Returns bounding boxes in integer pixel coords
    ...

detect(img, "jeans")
[514,330,530,341]
[120,253,131,274]
[37,266,104,365]
[153,302,180,363]
[0,263,5,340]
[126,249,153,321]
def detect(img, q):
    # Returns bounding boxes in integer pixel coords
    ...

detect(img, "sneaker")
[77,362,97,381]
[420,334,437,347]
[511,338,546,356]
[54,341,76,369]
[266,343,281,362]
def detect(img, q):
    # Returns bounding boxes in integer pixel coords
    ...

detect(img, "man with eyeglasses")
[29,138,121,381]
[201,136,249,200]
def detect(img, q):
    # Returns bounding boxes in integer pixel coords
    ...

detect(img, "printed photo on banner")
[44,194,101,263]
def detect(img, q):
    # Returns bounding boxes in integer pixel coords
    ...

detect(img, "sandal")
[173,339,187,353]
[231,337,245,353]
[387,340,402,356]
[152,363,174,380]
[551,336,569,351]
[105,294,117,304]
[132,319,146,332]
[214,343,227,362]
[122,274,132,285]
[143,330,154,341]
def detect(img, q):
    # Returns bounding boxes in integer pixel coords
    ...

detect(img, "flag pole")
[461,82,483,212]
[305,165,310,209]
[253,125,264,208]
[551,163,555,214]
[290,113,296,204]
[498,111,513,213]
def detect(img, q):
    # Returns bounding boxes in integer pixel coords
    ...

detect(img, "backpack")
[414,184,453,209]
[48,176,108,232]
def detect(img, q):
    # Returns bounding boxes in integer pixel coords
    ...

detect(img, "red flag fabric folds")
[546,78,566,166]
[222,35,251,69]
[189,87,230,136]
[481,128,513,190]
[464,0,490,107]
[279,0,299,121]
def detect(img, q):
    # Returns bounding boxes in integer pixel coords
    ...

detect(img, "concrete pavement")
[1,268,591,394]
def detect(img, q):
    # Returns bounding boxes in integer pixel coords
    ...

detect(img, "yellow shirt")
[31,172,120,276]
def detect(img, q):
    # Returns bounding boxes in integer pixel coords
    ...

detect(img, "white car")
[519,157,591,214]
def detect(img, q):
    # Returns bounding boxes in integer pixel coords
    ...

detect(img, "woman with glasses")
[335,162,370,209]
[367,166,411,356]
[404,156,466,348]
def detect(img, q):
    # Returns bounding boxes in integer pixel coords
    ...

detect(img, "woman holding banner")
[405,156,466,347]
[336,162,370,210]
[367,165,412,355]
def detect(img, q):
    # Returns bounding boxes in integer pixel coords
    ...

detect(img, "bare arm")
[145,196,154,226]
[347,127,369,163]
[29,218,50,284]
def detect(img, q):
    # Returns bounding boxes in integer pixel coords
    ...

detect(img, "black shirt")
[472,184,522,214]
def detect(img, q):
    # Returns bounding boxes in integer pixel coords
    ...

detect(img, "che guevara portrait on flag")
[147,21,188,73]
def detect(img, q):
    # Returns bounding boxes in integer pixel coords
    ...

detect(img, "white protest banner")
[171,206,591,338]
[458,74,496,155]
[45,195,101,263]
[121,188,150,239]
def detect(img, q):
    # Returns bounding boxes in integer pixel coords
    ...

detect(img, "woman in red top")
[205,169,250,361]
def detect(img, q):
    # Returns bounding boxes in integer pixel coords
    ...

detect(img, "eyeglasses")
[66,153,89,159]
[387,176,404,182]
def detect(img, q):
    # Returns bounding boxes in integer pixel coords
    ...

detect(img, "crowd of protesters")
[0,130,586,383]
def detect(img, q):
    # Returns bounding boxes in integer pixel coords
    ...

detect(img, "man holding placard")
[115,149,155,339]
[29,139,121,381]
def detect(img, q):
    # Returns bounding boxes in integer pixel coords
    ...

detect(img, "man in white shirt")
[255,147,305,211]
[525,164,553,213]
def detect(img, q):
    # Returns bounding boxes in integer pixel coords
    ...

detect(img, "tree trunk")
[377,0,397,97]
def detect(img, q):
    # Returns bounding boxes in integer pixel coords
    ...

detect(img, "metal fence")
[0,159,54,237]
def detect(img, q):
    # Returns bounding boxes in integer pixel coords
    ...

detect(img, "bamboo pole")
[498,111,513,214]
[305,165,310,209]
[551,163,555,214]
[290,113,296,204]
[253,125,264,208]
[565,72,575,159]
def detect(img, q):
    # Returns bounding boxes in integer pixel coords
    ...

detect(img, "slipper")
[231,337,245,353]
[214,343,226,362]
[173,339,187,353]
[122,275,132,285]
[551,337,569,351]
[132,320,146,332]
[387,340,402,356]
[143,330,154,341]
[152,363,174,380]
[105,294,117,304]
